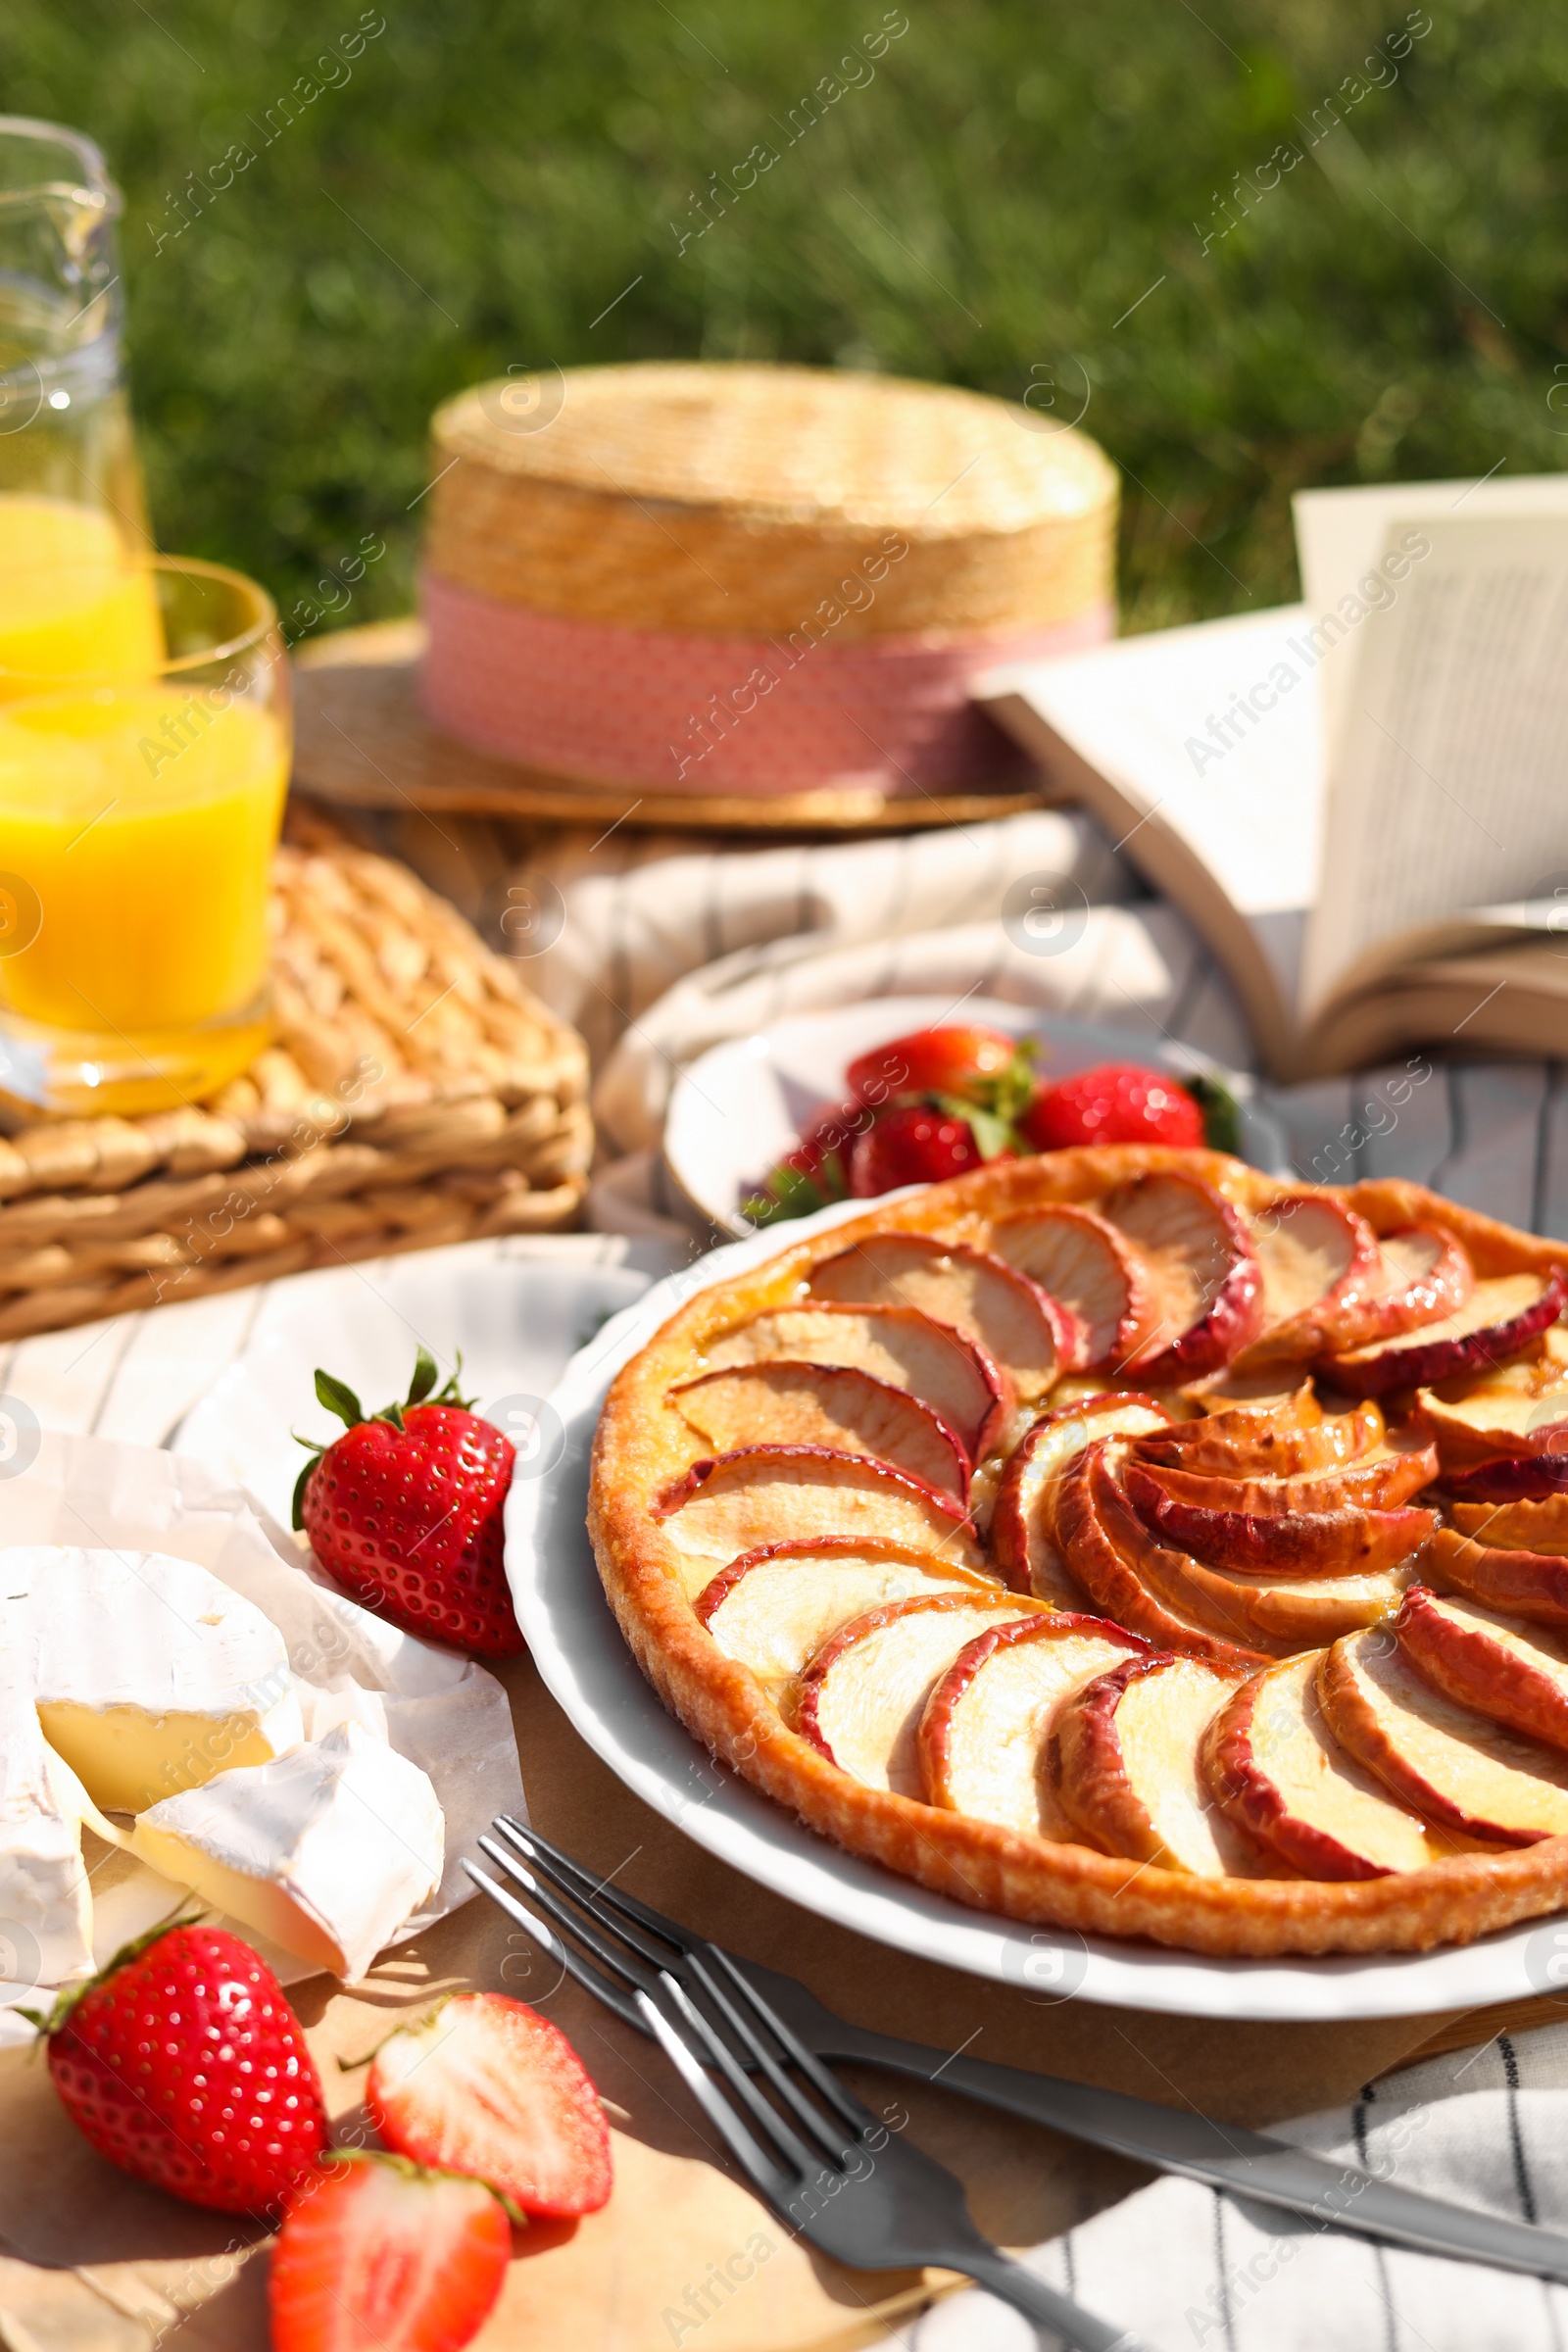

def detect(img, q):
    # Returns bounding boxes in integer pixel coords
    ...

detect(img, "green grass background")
[4,0,1564,638]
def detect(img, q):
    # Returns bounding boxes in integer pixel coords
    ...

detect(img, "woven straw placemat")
[0,813,591,1341]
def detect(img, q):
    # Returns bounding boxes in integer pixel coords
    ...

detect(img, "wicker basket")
[0,828,592,1341]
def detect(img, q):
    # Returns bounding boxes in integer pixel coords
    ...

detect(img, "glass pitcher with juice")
[0,122,288,1117]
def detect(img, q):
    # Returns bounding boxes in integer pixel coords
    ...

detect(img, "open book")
[974,483,1568,1081]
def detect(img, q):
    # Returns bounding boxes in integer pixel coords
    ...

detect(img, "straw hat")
[297,363,1120,828]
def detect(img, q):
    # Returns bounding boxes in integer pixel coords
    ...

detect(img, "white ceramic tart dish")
[588,1145,1568,1959]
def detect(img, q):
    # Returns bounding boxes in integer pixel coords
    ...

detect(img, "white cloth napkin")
[913,2023,1568,2352]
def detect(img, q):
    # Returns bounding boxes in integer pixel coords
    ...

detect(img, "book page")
[973,605,1322,1019]
[1294,475,1568,757]
[1300,516,1568,1019]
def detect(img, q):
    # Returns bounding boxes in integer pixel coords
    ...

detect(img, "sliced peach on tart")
[916,1612,1149,1838]
[1120,1458,1436,1581]
[808,1234,1076,1401]
[1051,1653,1265,1876]
[791,1590,1045,1796]
[1393,1586,1568,1754]
[990,1394,1173,1599]
[654,1446,985,1591]
[1427,1524,1568,1629]
[703,1301,1007,1459]
[1318,1269,1568,1398]
[1318,1627,1568,1846]
[1053,1441,1275,1670]
[1099,1168,1264,1383]
[1200,1652,1455,1880]
[987,1202,1160,1371]
[1239,1193,1383,1365]
[669,1362,971,1501]
[694,1540,1002,1700]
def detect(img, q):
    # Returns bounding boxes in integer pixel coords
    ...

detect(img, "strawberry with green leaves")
[294,1348,522,1659]
[37,1922,327,2216]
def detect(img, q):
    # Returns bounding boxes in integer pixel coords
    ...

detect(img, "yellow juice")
[0,496,164,694]
[0,685,287,1099]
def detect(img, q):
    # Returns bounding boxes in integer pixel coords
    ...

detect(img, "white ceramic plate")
[507,1202,1568,2022]
[662,998,1290,1238]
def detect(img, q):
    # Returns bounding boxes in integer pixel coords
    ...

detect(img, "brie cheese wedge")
[0,1606,94,1991]
[0,1547,302,1813]
[129,1721,445,1982]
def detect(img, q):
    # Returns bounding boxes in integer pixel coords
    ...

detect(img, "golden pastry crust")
[588,1146,1568,1956]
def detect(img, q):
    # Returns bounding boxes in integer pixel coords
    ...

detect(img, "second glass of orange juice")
[0,551,289,1115]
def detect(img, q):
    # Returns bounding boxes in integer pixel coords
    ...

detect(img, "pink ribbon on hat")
[418,570,1113,796]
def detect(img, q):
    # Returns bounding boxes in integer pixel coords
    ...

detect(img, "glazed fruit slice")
[1201,1652,1452,1880]
[1134,1545,1419,1650]
[1123,1440,1438,1520]
[1052,1653,1263,1876]
[1445,1454,1568,1503]
[1319,1269,1568,1397]
[670,1363,970,1499]
[695,1540,1002,1698]
[1395,1586,1568,1753]
[1121,1459,1436,1580]
[1319,1628,1568,1845]
[1415,1378,1568,1470]
[1241,1194,1383,1364]
[990,1395,1172,1598]
[1428,1524,1568,1628]
[987,1203,1160,1371]
[1134,1394,1383,1480]
[808,1234,1077,1400]
[1100,1169,1264,1383]
[654,1447,984,1589]
[917,1612,1148,1838]
[1054,1442,1274,1669]
[793,1591,1044,1794]
[1324,1223,1477,1349]
[1450,1497,1568,1555]
[703,1301,1006,1458]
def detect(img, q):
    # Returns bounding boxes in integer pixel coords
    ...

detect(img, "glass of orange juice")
[0,553,290,1116]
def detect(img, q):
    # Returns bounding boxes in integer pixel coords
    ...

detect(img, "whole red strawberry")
[849,1102,984,1195]
[1020,1061,1205,1152]
[295,1348,521,1658]
[42,1923,327,2216]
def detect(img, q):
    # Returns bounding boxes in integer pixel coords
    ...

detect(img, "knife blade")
[730,1953,1568,2283]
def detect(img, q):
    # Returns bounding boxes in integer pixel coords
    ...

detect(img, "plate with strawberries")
[661,1000,1288,1239]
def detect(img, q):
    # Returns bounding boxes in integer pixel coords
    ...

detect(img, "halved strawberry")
[269,2151,512,2352]
[368,1993,612,2221]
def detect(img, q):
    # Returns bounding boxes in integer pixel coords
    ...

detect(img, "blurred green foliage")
[3,0,1564,637]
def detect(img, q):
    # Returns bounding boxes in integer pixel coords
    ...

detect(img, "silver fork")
[466,1817,1568,2288]
[466,1821,1145,2351]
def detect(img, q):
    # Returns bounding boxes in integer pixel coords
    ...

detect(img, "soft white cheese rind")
[0,1547,302,1811]
[129,1721,445,1982]
[0,1606,93,1990]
